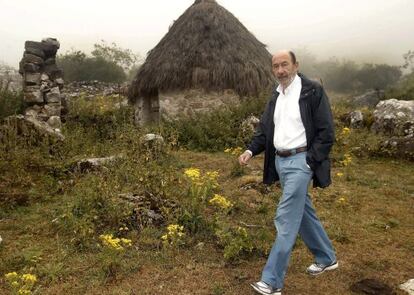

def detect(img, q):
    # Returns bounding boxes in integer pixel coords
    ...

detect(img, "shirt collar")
[276,74,300,95]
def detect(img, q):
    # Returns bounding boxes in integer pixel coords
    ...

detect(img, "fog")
[0,0,413,68]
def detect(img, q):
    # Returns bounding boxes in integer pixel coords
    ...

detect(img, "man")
[239,50,338,295]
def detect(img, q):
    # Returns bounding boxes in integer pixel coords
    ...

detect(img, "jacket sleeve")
[247,100,271,156]
[306,88,335,167]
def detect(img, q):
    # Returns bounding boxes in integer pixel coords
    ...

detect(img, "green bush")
[160,95,268,152]
[57,51,126,83]
[0,90,23,120]
[385,72,414,100]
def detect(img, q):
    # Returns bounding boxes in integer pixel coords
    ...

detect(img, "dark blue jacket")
[247,73,335,188]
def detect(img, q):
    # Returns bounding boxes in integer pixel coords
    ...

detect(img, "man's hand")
[238,151,252,165]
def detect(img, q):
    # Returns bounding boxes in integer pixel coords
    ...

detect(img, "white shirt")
[273,74,307,151]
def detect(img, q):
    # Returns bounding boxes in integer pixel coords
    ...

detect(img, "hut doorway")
[133,88,160,126]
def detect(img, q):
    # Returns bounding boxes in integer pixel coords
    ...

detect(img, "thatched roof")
[129,0,274,101]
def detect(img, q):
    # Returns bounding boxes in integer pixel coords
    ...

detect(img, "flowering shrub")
[161,224,186,247]
[209,194,233,211]
[100,234,132,251]
[98,234,133,280]
[224,147,243,156]
[183,168,219,201]
[4,272,37,295]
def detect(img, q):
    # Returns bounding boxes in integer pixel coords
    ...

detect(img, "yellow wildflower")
[18,289,31,295]
[21,274,37,284]
[336,172,344,177]
[120,238,132,247]
[100,234,124,251]
[224,148,232,153]
[5,272,18,281]
[206,170,219,188]
[341,127,351,136]
[209,194,233,210]
[11,281,19,288]
[184,168,201,181]
[231,147,243,155]
[162,224,185,246]
[337,197,347,204]
[340,153,352,166]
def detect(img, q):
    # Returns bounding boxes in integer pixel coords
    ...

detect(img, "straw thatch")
[129,0,274,102]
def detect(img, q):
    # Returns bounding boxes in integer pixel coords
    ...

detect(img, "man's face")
[272,52,299,87]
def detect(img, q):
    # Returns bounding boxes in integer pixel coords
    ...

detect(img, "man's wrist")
[245,150,253,157]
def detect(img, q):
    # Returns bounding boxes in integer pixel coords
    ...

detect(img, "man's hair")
[288,51,297,64]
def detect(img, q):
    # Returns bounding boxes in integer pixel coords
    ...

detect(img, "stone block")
[41,38,60,58]
[55,77,64,89]
[41,73,49,81]
[44,64,63,79]
[25,41,45,58]
[22,53,44,66]
[24,73,40,85]
[47,116,62,129]
[45,87,61,103]
[24,104,42,117]
[44,103,61,117]
[24,87,43,104]
[22,62,41,73]
[44,57,56,65]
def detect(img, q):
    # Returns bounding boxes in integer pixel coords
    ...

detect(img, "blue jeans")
[261,152,336,289]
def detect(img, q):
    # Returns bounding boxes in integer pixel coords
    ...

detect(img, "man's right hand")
[238,151,252,165]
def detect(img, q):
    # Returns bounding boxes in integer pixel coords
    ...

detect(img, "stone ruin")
[19,38,65,130]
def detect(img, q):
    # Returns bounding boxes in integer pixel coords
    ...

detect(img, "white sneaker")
[251,281,282,295]
[306,261,338,275]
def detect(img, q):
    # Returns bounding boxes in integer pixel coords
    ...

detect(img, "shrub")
[385,72,414,100]
[57,52,126,83]
[0,90,23,120]
[160,95,268,151]
[214,224,254,262]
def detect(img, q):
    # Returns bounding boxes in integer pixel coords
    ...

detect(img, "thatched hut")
[129,0,274,125]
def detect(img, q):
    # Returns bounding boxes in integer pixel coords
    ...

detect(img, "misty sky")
[0,0,413,68]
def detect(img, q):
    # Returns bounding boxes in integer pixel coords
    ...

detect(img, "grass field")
[0,96,413,294]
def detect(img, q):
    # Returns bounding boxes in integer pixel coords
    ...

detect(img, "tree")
[402,50,414,72]
[91,40,142,72]
[57,48,127,83]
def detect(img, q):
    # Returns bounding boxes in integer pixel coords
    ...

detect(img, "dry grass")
[1,148,413,294]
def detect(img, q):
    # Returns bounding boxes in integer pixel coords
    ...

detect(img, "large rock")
[372,99,414,137]
[400,279,414,295]
[351,90,383,108]
[348,110,364,128]
[140,134,165,156]
[380,136,414,161]
[74,156,120,172]
[0,115,64,143]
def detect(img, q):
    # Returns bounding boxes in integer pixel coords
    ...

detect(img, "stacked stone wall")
[19,38,64,129]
